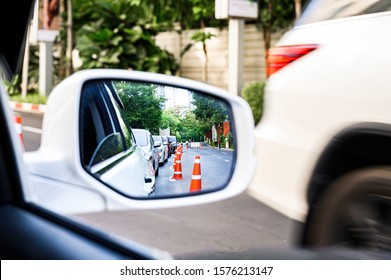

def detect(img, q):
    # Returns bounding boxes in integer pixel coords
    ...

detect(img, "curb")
[9,101,46,114]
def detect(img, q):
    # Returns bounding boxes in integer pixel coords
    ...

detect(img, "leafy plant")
[241,81,265,125]
[73,0,178,74]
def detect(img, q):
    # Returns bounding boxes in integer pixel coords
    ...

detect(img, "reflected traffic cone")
[170,151,184,180]
[13,115,24,152]
[170,152,176,170]
[190,155,202,192]
[170,150,179,170]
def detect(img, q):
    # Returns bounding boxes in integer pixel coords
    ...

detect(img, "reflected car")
[152,135,166,166]
[161,135,170,159]
[168,135,177,153]
[248,0,391,252]
[133,128,160,177]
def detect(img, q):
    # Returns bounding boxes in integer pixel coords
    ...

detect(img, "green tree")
[178,111,206,142]
[160,110,182,135]
[192,94,229,126]
[114,81,165,133]
[73,0,178,74]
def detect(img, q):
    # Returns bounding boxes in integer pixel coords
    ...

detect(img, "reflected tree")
[114,82,165,134]
[192,94,229,126]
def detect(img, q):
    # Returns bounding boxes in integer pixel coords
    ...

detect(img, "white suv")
[248,0,391,250]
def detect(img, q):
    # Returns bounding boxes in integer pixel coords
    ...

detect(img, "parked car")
[153,135,166,166]
[248,0,391,252]
[161,135,170,159]
[168,135,177,153]
[133,128,160,177]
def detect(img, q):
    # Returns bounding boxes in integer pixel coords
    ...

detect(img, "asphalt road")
[18,110,300,259]
[153,146,234,196]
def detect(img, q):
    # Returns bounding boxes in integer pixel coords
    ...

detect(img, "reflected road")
[153,145,234,196]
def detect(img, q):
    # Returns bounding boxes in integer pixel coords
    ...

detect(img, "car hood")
[1,0,36,80]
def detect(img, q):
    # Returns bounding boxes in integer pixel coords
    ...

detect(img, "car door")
[150,134,160,173]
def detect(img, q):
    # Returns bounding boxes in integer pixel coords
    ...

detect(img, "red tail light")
[266,44,318,77]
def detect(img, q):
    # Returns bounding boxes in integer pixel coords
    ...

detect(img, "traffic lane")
[153,146,234,196]
[74,192,299,259]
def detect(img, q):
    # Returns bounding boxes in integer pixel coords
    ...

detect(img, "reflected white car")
[153,135,167,165]
[133,128,160,177]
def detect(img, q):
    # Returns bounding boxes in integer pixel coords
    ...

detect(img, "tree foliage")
[114,81,165,134]
[160,110,182,134]
[73,0,178,74]
[192,94,229,126]
[177,111,206,142]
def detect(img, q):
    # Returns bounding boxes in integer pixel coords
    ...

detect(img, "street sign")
[215,0,259,20]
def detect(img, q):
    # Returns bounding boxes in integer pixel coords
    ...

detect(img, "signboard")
[215,0,258,19]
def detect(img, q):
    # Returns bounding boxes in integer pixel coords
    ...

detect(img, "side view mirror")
[23,69,256,215]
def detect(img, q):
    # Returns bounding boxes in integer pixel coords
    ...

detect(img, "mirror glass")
[79,79,236,198]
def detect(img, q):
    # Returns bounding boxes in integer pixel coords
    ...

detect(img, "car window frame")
[79,80,139,177]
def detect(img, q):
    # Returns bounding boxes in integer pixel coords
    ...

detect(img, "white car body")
[23,69,256,215]
[248,8,391,222]
[153,135,165,165]
[133,128,160,176]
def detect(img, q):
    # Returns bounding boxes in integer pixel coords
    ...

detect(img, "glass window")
[103,82,135,150]
[80,82,117,166]
[133,131,149,147]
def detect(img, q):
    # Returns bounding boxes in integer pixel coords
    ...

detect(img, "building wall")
[155,24,282,93]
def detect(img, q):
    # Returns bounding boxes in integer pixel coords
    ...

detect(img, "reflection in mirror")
[79,79,235,199]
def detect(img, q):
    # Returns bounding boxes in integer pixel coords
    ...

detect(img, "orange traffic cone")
[170,151,184,181]
[13,115,24,152]
[190,155,201,192]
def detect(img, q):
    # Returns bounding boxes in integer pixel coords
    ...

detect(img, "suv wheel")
[305,167,391,251]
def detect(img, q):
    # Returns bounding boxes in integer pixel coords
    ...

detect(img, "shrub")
[241,81,265,125]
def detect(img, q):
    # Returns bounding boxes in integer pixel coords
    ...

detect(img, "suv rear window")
[296,0,391,26]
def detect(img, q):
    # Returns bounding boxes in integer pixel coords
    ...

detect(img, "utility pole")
[215,0,258,95]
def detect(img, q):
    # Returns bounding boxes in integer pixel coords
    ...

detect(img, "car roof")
[1,0,36,80]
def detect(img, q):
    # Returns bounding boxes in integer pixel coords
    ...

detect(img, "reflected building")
[156,85,194,112]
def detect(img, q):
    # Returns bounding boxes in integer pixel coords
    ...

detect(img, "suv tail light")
[266,44,318,77]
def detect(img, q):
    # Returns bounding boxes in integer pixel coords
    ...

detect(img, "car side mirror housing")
[23,69,256,215]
